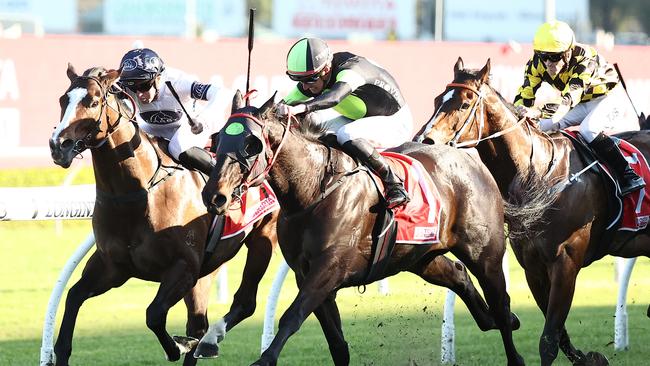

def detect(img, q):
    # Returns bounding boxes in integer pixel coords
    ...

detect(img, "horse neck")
[92,96,159,194]
[479,98,559,195]
[267,132,351,213]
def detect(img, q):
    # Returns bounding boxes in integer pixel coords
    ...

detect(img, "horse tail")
[503,166,562,242]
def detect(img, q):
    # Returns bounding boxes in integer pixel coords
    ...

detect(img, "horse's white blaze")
[51,88,87,143]
[442,89,454,104]
[417,89,455,142]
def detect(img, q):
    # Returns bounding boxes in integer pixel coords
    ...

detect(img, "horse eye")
[460,102,471,110]
[90,100,100,108]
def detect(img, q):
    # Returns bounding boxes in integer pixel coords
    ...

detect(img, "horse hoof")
[510,312,521,331]
[576,352,608,366]
[194,341,219,359]
[173,335,199,355]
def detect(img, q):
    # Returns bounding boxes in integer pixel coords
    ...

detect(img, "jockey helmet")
[286,38,332,82]
[119,48,165,86]
[533,20,575,53]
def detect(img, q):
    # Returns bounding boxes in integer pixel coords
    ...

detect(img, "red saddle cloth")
[616,139,650,231]
[220,181,280,239]
[380,152,442,244]
[564,130,650,231]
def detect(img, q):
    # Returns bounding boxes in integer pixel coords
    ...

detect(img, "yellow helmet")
[533,20,575,53]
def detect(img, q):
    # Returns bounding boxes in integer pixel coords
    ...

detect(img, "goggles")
[286,71,321,84]
[536,52,564,63]
[125,79,155,93]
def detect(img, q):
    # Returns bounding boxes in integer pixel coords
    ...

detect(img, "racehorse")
[199,90,525,365]
[416,57,650,365]
[49,65,279,366]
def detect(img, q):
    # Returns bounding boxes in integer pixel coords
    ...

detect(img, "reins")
[444,82,561,178]
[77,75,181,203]
[444,82,528,148]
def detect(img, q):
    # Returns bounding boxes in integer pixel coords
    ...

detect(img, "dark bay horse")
[49,65,279,366]
[416,57,650,365]
[200,91,524,365]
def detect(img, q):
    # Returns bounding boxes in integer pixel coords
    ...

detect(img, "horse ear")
[67,63,78,82]
[478,59,491,83]
[101,69,121,86]
[453,57,464,75]
[259,91,277,114]
[232,90,245,113]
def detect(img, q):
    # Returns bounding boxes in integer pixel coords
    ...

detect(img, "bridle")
[445,81,560,181]
[439,82,527,148]
[69,75,137,155]
[227,111,293,195]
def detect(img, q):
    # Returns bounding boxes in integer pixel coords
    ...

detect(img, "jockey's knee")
[578,124,600,143]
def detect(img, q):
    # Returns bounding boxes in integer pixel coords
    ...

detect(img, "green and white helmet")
[286,38,332,80]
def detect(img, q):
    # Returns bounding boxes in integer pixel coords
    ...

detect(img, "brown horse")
[416,57,650,365]
[199,90,524,365]
[49,65,279,366]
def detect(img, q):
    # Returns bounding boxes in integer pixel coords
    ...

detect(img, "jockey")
[514,20,645,195]
[118,48,225,175]
[277,37,413,209]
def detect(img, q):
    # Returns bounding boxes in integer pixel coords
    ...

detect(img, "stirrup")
[385,185,410,209]
[619,177,645,196]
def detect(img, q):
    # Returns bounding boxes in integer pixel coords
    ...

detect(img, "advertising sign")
[272,0,416,40]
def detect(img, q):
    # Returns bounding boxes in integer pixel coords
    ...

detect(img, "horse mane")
[260,107,329,144]
[82,66,109,78]
[457,68,562,240]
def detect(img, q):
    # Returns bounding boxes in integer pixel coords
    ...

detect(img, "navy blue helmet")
[119,48,165,87]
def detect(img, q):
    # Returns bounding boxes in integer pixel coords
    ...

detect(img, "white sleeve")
[196,84,228,133]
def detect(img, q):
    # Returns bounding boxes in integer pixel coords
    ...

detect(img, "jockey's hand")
[515,105,541,119]
[538,118,560,132]
[276,103,307,117]
[276,103,290,117]
[191,121,204,134]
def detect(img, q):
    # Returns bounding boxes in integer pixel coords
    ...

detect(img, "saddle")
[561,130,650,254]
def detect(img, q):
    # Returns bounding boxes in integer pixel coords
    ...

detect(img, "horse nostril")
[61,139,74,150]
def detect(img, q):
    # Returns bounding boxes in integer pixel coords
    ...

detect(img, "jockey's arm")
[302,82,353,113]
[194,83,226,132]
[513,58,543,109]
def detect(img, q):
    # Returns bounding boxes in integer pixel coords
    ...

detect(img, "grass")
[1,167,649,365]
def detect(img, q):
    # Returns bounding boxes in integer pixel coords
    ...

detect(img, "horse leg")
[410,254,506,331]
[539,252,581,366]
[146,259,198,362]
[454,248,524,366]
[54,253,128,366]
[312,292,349,365]
[195,220,275,359]
[181,271,217,366]
[251,250,345,366]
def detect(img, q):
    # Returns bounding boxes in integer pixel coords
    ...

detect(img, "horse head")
[202,90,278,214]
[416,57,498,147]
[50,63,127,168]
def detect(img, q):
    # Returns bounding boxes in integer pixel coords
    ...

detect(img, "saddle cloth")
[220,181,280,239]
[381,151,442,244]
[564,130,650,231]
[616,138,650,231]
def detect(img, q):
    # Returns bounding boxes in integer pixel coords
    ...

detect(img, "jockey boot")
[342,139,410,208]
[178,146,216,176]
[589,132,645,196]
